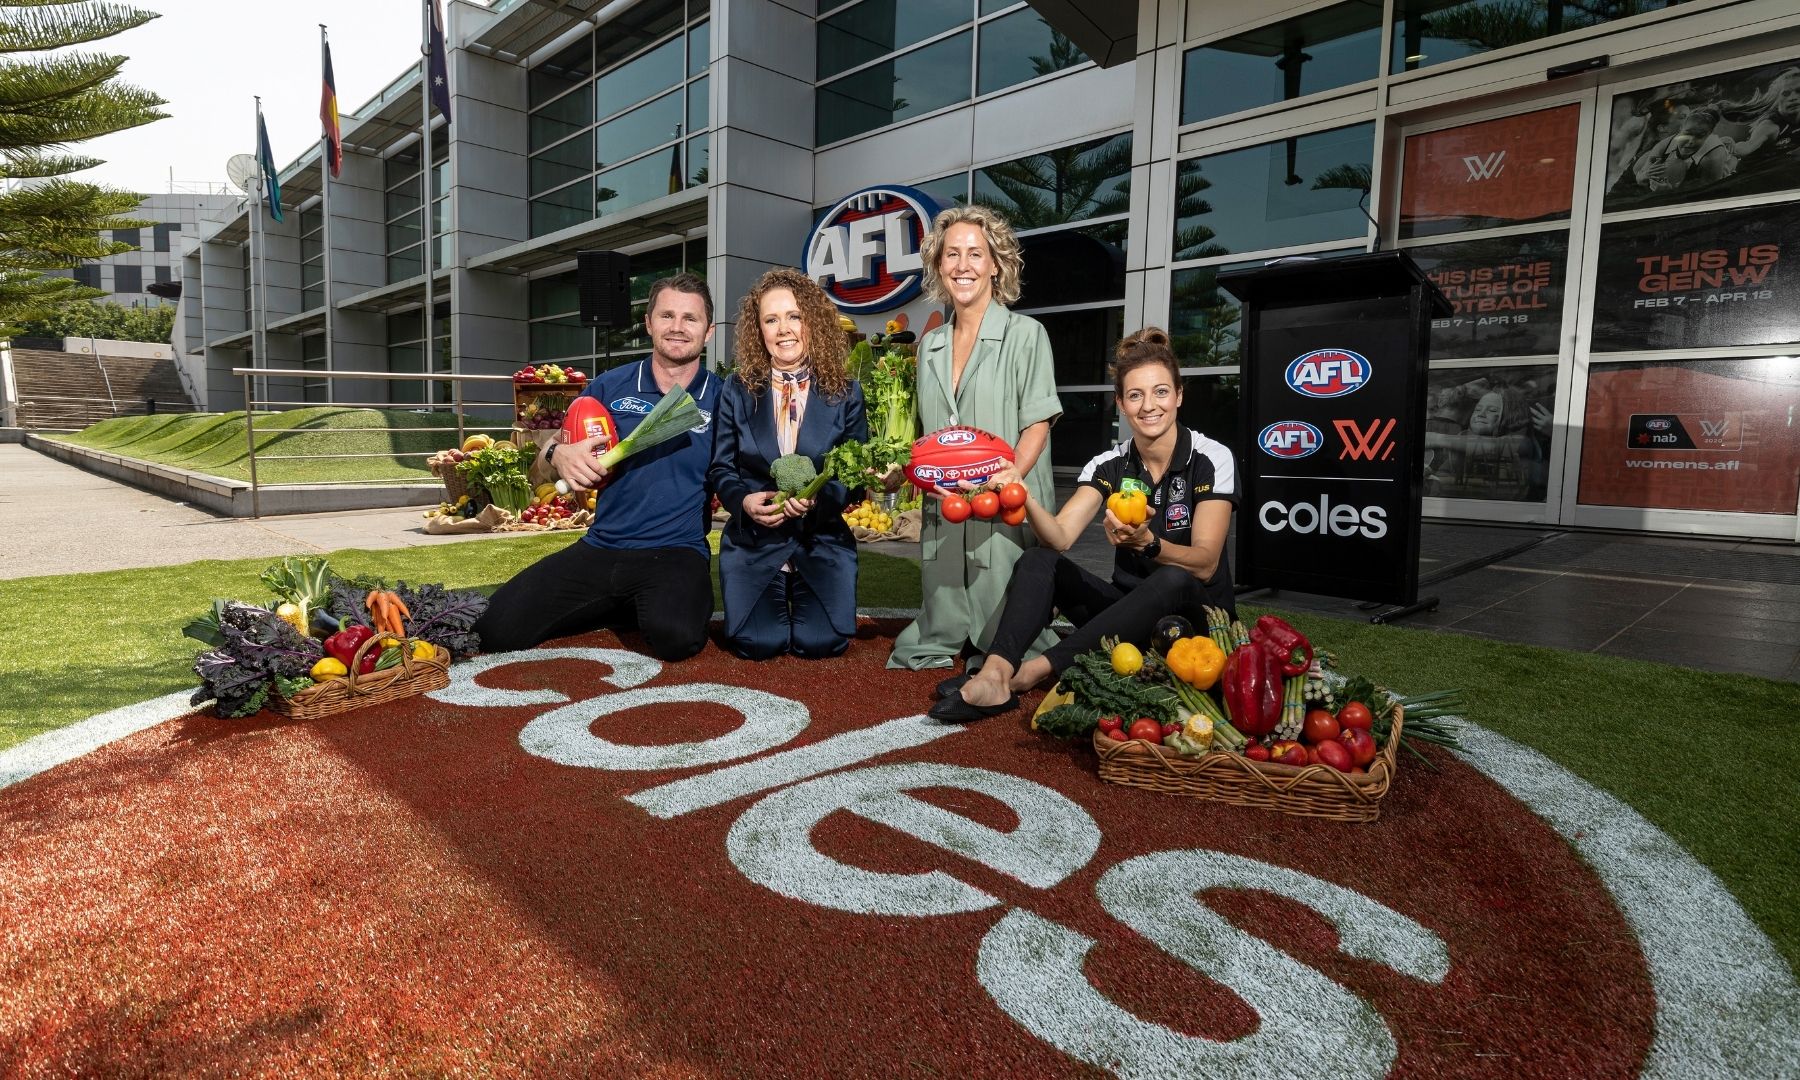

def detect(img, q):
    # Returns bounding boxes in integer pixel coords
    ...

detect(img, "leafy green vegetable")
[1035,702,1102,739]
[771,454,818,498]
[190,602,325,717]
[457,444,532,513]
[1059,650,1180,724]
[259,556,332,618]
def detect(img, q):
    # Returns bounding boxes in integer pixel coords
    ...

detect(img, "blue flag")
[427,0,451,122]
[256,108,283,223]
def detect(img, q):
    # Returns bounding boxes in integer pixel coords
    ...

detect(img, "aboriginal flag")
[320,33,342,177]
[256,106,283,223]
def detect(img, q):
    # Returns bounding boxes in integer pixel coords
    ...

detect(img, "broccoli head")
[770,454,818,499]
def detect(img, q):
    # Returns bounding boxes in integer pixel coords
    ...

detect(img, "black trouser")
[473,540,712,661]
[986,546,1234,679]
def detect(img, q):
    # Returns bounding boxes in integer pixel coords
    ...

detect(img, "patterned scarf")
[774,365,810,456]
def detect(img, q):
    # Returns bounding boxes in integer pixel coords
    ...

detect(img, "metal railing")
[233,367,522,517]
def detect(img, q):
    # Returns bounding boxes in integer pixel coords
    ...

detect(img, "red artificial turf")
[0,623,1655,1078]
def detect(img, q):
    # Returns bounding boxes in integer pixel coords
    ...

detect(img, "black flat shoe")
[928,692,1019,724]
[934,673,972,699]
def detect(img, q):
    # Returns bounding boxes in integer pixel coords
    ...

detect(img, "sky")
[76,1,470,194]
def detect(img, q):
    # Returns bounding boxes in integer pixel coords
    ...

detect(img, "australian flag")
[427,0,451,122]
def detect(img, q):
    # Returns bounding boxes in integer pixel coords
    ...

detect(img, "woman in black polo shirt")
[930,327,1238,723]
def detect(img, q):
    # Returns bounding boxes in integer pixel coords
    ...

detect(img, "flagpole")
[420,0,435,408]
[251,96,268,412]
[320,24,336,405]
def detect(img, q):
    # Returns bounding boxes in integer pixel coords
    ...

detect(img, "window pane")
[686,132,709,186]
[531,316,595,362]
[530,34,593,107]
[385,150,420,190]
[112,227,140,248]
[980,0,1020,14]
[387,247,423,283]
[303,285,324,310]
[387,217,422,251]
[1399,104,1578,238]
[153,222,179,252]
[687,74,708,133]
[596,0,685,72]
[1392,0,1689,74]
[1591,204,1800,353]
[911,172,968,208]
[1017,222,1127,308]
[1177,373,1242,456]
[817,30,972,144]
[1034,305,1123,387]
[1052,390,1119,470]
[973,131,1129,228]
[1409,232,1568,359]
[73,264,99,289]
[114,265,142,293]
[532,130,594,194]
[530,270,581,318]
[629,243,685,301]
[817,0,968,81]
[596,35,683,120]
[153,264,172,284]
[530,83,592,152]
[1578,356,1800,514]
[299,209,323,235]
[386,182,420,219]
[1181,1,1382,125]
[1603,55,1800,213]
[594,90,683,168]
[1171,122,1374,261]
[1169,265,1243,367]
[531,181,593,238]
[1423,364,1558,502]
[594,150,684,217]
[388,310,423,343]
[301,259,325,288]
[977,8,1087,96]
[688,20,709,75]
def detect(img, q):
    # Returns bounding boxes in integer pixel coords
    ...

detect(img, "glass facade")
[387,305,451,406]
[300,207,325,311]
[1172,123,1375,262]
[1391,0,1690,74]
[1181,1,1383,125]
[527,239,707,370]
[385,133,447,283]
[815,1,1089,145]
[527,0,709,238]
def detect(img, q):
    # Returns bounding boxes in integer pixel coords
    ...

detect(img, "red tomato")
[1127,718,1163,743]
[941,495,972,523]
[970,491,1001,519]
[1160,721,1179,738]
[1302,709,1340,745]
[998,483,1028,510]
[1313,738,1354,772]
[1000,503,1027,527]
[1337,701,1374,730]
[1338,726,1377,766]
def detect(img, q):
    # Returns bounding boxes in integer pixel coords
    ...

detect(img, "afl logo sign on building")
[1260,420,1324,459]
[805,185,941,314]
[1286,348,1371,398]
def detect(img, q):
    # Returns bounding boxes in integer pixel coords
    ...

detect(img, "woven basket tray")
[1093,708,1404,822]
[271,633,450,721]
[431,459,471,505]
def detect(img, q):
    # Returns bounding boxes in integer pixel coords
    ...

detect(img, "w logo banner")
[1334,418,1398,461]
[1462,151,1507,182]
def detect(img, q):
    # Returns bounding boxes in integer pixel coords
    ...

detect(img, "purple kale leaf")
[392,581,488,659]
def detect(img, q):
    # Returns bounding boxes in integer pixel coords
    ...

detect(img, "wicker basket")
[1093,708,1404,822]
[270,633,450,721]
[431,458,471,505]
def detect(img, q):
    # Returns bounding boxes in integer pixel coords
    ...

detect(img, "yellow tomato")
[310,657,348,681]
[410,640,436,661]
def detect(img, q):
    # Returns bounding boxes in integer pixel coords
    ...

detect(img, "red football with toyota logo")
[905,426,1015,491]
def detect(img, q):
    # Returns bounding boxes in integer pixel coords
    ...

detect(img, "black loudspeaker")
[578,249,632,328]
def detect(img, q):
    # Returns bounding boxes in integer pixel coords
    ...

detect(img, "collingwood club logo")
[1462,151,1507,182]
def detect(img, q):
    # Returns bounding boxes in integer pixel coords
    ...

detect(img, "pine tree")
[0,1,166,334]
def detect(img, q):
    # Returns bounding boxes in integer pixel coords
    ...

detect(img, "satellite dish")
[225,154,260,194]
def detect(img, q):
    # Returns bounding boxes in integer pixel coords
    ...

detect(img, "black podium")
[1219,252,1451,617]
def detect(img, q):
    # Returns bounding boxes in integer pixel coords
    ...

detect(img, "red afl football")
[905,426,1016,491]
[553,395,618,495]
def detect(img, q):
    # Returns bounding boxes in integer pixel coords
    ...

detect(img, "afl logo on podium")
[1285,348,1371,399]
[804,185,942,314]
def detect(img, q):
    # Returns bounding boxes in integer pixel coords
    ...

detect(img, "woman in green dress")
[889,205,1063,676]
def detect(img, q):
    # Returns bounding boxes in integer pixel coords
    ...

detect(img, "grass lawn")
[46,408,518,485]
[2,545,1795,976]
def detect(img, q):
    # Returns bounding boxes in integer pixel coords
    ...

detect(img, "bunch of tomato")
[941,482,1029,526]
[1243,700,1378,773]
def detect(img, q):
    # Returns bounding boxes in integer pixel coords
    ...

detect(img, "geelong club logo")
[804,185,942,315]
[1285,349,1370,399]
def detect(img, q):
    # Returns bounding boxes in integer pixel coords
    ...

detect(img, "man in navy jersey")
[474,273,720,660]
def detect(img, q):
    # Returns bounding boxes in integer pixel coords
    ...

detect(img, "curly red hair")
[732,267,850,399]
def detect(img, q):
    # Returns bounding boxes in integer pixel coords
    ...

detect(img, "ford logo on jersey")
[1259,420,1323,459]
[1285,349,1370,398]
[804,185,943,314]
[610,396,654,415]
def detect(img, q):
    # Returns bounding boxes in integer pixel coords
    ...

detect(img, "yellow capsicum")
[1166,635,1225,690]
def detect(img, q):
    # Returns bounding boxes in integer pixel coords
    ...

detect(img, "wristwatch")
[1142,536,1162,560]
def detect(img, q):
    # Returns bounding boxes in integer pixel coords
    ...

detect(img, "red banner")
[1400,105,1580,237]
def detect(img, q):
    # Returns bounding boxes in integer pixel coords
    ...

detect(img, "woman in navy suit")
[709,267,867,659]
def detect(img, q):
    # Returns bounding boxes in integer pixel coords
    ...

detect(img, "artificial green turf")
[46,408,516,485]
[2,552,1795,976]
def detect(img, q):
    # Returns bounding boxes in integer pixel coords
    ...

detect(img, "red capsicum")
[324,624,378,675]
[1222,642,1283,737]
[1251,615,1314,678]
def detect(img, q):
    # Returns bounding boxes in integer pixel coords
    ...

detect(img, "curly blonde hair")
[919,204,1024,306]
[732,267,850,399]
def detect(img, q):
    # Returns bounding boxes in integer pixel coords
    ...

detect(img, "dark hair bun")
[1115,326,1172,361]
